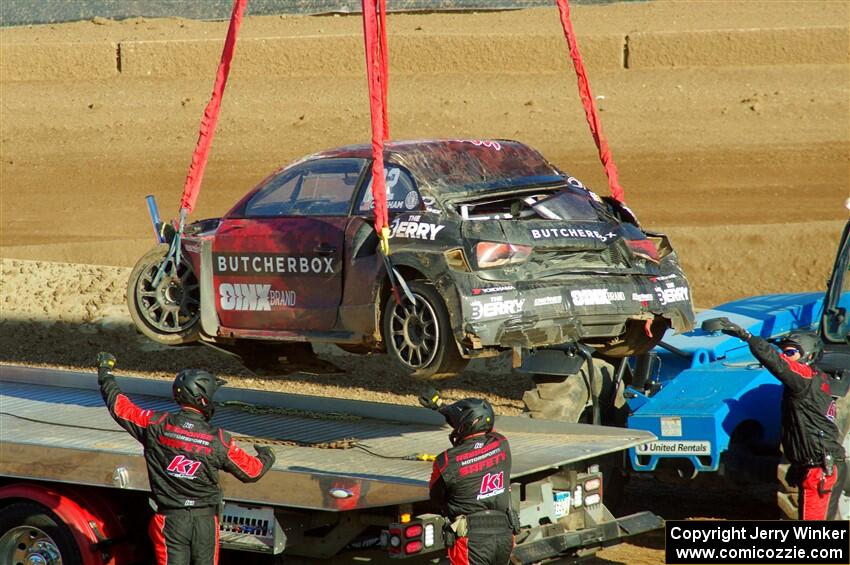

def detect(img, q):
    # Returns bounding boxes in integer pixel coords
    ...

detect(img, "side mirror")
[701,317,730,334]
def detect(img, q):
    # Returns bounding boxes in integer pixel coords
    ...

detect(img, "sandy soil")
[1,2,849,563]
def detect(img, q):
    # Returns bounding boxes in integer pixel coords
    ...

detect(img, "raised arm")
[97,352,156,442]
[746,336,815,395]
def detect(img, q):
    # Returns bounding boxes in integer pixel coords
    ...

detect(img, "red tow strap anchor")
[555,0,624,203]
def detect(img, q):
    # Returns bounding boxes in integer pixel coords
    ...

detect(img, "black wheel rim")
[135,255,200,333]
[387,292,439,370]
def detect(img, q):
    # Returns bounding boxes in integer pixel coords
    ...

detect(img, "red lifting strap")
[555,0,624,202]
[362,0,390,235]
[180,0,247,215]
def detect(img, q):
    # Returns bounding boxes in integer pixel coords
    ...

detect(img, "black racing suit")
[429,431,514,565]
[99,370,275,564]
[748,336,846,520]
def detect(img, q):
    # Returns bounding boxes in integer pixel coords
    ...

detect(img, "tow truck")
[0,365,661,564]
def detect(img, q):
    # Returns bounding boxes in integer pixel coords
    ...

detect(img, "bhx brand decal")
[570,288,625,306]
[219,283,297,311]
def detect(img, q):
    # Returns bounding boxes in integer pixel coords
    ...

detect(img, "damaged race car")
[128,139,695,377]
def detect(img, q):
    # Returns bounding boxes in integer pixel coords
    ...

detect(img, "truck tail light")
[383,514,446,558]
[584,478,601,492]
[475,242,532,269]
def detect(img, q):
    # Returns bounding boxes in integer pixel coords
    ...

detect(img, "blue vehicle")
[626,219,850,517]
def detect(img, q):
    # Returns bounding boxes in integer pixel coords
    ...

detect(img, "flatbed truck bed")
[0,365,662,564]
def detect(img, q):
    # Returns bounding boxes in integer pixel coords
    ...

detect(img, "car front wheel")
[127,244,200,346]
[381,280,468,378]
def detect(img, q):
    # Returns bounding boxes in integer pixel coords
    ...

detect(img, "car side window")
[245,158,366,217]
[244,170,302,217]
[358,165,424,214]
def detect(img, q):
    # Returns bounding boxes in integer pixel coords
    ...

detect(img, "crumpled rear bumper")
[455,273,693,348]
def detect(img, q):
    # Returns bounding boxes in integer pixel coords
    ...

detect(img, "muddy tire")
[777,392,850,520]
[128,244,200,345]
[381,280,468,378]
[523,358,628,509]
[592,317,668,358]
[0,503,83,565]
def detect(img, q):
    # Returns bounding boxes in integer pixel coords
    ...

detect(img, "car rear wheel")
[592,317,668,358]
[127,244,200,345]
[381,280,468,378]
[522,358,628,510]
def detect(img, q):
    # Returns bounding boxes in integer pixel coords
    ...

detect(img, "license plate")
[635,440,711,455]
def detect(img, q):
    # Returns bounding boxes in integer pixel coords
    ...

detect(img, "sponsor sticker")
[477,471,505,500]
[570,288,626,306]
[534,295,562,307]
[215,253,335,276]
[635,441,711,455]
[632,293,654,302]
[529,227,617,242]
[471,285,515,296]
[655,285,689,306]
[422,195,440,213]
[404,191,420,210]
[166,455,202,479]
[470,297,525,320]
[218,283,297,312]
[461,139,502,150]
[389,216,445,241]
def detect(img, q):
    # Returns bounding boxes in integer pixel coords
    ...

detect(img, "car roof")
[306,139,564,198]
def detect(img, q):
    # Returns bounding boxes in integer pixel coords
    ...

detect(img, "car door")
[212,158,366,332]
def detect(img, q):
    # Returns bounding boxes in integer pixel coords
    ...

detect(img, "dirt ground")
[1,2,849,563]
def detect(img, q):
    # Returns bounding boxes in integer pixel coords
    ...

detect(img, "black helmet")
[440,398,495,445]
[173,369,226,420]
[778,331,824,365]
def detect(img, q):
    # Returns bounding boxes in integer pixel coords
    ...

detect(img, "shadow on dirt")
[0,317,532,408]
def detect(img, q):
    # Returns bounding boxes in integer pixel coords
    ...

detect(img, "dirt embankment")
[1,2,849,564]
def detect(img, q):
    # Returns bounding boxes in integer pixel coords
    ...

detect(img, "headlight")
[475,242,532,269]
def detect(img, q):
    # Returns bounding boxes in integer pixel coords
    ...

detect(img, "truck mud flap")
[511,511,663,564]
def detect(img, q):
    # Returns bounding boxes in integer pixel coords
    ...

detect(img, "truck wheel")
[127,244,201,345]
[522,359,628,509]
[592,317,667,358]
[381,280,468,378]
[0,503,83,565]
